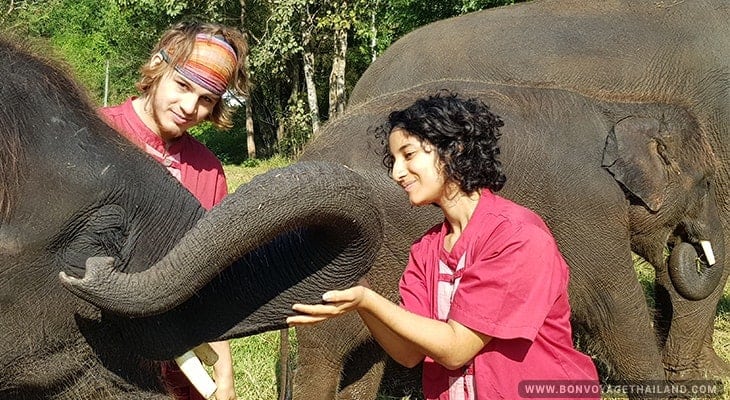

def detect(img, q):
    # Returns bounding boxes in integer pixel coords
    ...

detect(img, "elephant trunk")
[668,191,725,301]
[59,161,383,317]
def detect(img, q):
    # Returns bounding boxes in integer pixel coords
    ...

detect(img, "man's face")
[148,70,220,142]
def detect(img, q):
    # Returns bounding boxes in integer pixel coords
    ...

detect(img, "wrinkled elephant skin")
[0,39,382,399]
[289,0,729,399]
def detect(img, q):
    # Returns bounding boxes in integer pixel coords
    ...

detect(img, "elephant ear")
[602,116,671,212]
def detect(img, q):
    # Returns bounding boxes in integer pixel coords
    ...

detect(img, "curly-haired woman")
[287,92,599,399]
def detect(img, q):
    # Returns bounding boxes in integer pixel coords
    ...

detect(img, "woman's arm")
[287,286,490,369]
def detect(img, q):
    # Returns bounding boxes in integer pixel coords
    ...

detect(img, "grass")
[223,155,291,191]
[229,330,290,399]
[221,161,730,399]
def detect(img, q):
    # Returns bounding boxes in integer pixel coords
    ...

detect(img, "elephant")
[284,0,729,398]
[0,38,382,399]
[57,0,728,399]
[289,91,727,399]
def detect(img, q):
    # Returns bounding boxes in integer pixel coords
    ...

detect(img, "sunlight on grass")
[229,331,291,400]
[224,155,291,194]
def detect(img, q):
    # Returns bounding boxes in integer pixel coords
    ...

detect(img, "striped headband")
[161,34,238,96]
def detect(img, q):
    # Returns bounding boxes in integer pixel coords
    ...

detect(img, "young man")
[100,21,249,400]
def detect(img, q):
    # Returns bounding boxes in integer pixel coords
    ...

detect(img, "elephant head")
[0,37,381,399]
[602,110,724,300]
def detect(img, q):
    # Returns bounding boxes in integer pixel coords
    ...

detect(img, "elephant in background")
[0,37,381,399]
[286,0,729,398]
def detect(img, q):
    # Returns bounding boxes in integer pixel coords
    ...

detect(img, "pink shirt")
[400,190,599,399]
[100,98,227,210]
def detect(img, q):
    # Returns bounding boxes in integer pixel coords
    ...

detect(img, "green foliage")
[0,0,169,105]
[190,119,249,165]
[276,96,314,158]
[386,0,522,38]
[459,0,517,13]
[0,0,529,163]
[248,0,304,75]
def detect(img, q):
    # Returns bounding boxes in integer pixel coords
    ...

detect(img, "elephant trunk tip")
[59,256,177,317]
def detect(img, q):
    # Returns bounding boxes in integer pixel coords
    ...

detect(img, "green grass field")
[222,162,730,400]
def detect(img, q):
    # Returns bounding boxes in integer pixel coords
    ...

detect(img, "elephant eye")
[701,176,712,192]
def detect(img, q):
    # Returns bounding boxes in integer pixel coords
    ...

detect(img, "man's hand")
[209,341,237,400]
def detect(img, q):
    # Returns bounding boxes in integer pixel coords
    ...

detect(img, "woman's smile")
[389,128,447,206]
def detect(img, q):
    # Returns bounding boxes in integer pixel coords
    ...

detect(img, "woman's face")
[388,128,447,206]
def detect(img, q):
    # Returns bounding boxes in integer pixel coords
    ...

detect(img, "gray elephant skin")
[37,0,727,399]
[287,0,730,399]
[0,39,382,399]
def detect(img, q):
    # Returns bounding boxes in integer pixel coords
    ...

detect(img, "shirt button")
[162,158,173,167]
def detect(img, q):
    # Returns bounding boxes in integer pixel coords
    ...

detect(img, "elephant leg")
[702,316,730,377]
[554,226,665,392]
[374,357,423,399]
[337,341,387,400]
[571,261,665,384]
[290,240,412,400]
[292,314,371,400]
[655,257,730,379]
[292,329,342,399]
[700,235,730,378]
[547,212,665,386]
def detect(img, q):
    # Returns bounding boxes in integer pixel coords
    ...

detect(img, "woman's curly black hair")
[377,91,507,194]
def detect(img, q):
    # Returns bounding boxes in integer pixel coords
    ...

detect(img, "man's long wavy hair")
[137,21,249,130]
[378,91,507,194]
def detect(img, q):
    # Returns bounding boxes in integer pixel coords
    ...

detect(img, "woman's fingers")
[286,314,329,326]
[322,289,355,303]
[287,303,346,326]
[292,303,342,315]
[286,287,367,326]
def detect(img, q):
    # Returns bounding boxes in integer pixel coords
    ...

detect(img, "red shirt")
[100,98,227,210]
[400,190,599,399]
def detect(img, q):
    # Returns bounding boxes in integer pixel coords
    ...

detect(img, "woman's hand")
[286,286,368,326]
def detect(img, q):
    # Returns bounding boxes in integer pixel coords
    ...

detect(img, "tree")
[323,1,349,122]
[0,0,528,162]
[238,0,256,159]
[0,0,156,105]
[300,1,321,136]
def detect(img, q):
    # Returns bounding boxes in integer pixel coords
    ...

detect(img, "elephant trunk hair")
[59,161,383,317]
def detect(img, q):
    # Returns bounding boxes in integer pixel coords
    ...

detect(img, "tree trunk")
[301,7,320,137]
[240,0,257,159]
[245,98,255,158]
[370,0,378,63]
[278,64,301,146]
[328,25,348,121]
